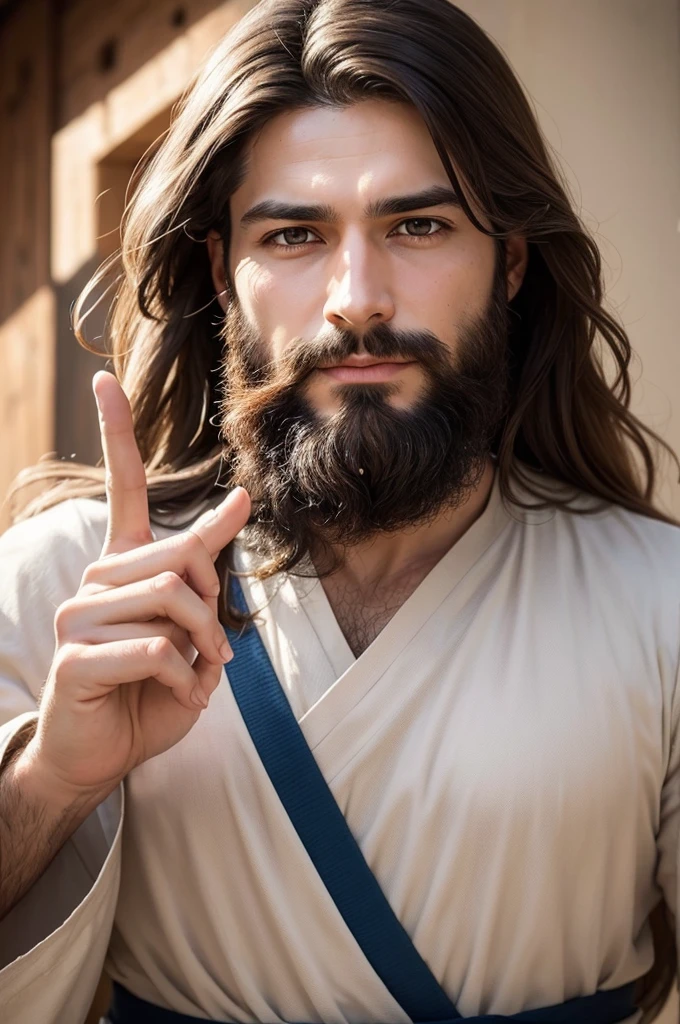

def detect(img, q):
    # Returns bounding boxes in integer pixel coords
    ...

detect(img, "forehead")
[231,99,454,210]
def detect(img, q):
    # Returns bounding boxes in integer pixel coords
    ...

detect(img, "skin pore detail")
[207,98,528,652]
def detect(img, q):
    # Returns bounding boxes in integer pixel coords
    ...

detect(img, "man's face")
[219,99,524,411]
[208,99,527,550]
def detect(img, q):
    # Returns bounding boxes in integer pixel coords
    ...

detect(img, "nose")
[322,232,395,332]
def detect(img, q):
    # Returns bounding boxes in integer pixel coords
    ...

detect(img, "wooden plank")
[0,288,57,533]
[0,0,56,533]
[51,0,255,287]
[57,0,222,129]
[96,159,137,260]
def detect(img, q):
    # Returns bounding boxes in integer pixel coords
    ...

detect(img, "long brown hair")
[6,0,678,1010]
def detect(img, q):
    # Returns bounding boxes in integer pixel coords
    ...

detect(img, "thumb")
[190,487,252,561]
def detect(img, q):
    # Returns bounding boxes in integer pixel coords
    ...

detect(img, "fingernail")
[198,488,244,527]
[191,687,208,709]
[219,640,232,662]
[224,486,246,506]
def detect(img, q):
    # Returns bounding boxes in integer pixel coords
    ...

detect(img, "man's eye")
[263,218,449,250]
[267,227,316,247]
[393,218,445,237]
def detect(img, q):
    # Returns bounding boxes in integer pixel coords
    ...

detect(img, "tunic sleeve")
[0,500,123,1024]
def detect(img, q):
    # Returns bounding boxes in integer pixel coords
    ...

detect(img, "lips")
[319,359,417,383]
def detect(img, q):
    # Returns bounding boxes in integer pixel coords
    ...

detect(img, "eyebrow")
[239,185,462,227]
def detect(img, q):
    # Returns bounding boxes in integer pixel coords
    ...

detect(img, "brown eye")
[263,226,319,249]
[402,218,437,236]
[279,227,312,245]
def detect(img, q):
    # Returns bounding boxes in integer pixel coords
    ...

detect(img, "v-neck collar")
[297,466,511,745]
[293,466,510,676]
[234,466,513,752]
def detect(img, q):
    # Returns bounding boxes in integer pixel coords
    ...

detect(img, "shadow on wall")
[54,257,108,469]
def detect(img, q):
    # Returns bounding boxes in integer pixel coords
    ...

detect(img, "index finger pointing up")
[93,371,153,556]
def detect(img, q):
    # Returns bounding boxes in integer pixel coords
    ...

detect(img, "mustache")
[229,309,455,391]
[285,323,454,380]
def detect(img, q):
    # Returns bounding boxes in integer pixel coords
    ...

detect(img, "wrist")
[0,727,112,920]
[8,739,112,823]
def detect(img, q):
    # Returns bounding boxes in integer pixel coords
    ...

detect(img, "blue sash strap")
[106,575,639,1024]
[225,576,458,1023]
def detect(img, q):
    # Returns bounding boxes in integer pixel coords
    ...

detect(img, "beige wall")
[456,0,680,516]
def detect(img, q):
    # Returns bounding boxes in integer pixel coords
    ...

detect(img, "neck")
[317,458,496,595]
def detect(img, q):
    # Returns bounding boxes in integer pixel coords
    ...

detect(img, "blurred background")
[0,0,679,534]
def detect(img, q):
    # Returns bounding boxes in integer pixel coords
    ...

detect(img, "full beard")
[218,255,510,570]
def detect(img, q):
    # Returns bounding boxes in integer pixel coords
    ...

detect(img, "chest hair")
[322,570,431,657]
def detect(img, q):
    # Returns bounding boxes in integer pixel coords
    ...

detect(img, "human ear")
[505,234,529,302]
[206,230,229,311]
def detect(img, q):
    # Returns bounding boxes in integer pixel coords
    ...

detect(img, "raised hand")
[21,370,251,806]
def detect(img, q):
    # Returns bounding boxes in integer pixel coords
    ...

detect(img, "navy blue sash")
[107,575,639,1024]
[108,980,638,1024]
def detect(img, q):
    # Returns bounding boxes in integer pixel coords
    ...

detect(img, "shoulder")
[507,466,680,599]
[0,494,202,599]
[3,497,110,547]
[0,499,110,710]
[0,497,110,596]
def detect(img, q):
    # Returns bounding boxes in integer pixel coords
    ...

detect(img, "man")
[0,0,678,1022]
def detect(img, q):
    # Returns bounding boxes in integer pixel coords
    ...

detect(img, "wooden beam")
[0,0,56,532]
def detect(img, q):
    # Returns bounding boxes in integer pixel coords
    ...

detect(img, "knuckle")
[81,560,105,587]
[180,531,207,566]
[51,643,80,683]
[154,571,183,595]
[181,530,202,556]
[147,635,173,661]
[54,599,80,638]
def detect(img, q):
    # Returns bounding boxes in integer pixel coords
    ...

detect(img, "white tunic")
[0,467,679,1024]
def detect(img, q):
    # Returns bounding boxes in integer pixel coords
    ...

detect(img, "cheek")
[409,245,495,341]
[232,255,317,362]
[232,256,275,321]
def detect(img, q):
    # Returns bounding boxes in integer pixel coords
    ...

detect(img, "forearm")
[0,726,104,920]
